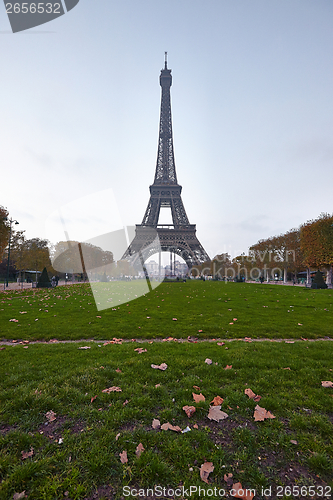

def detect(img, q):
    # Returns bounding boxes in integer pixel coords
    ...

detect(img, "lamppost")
[4,217,19,287]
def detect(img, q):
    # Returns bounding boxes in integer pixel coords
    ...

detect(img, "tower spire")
[164,51,167,69]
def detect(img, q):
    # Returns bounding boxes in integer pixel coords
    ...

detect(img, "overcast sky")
[1,0,333,262]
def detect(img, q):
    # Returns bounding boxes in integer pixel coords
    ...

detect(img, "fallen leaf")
[193,424,198,429]
[172,318,177,321]
[155,384,161,388]
[161,422,181,432]
[193,385,201,391]
[0,347,5,351]
[217,342,225,346]
[152,418,161,429]
[78,346,91,350]
[119,450,128,464]
[21,447,34,459]
[290,439,298,445]
[254,404,275,421]
[205,358,213,365]
[13,492,26,500]
[231,482,255,499]
[102,386,122,393]
[193,392,205,403]
[211,396,224,406]
[123,399,129,406]
[298,323,303,326]
[233,318,238,321]
[45,410,56,422]
[224,473,233,487]
[207,405,228,422]
[244,388,261,402]
[198,329,203,332]
[285,341,295,344]
[151,363,168,371]
[321,381,333,388]
[115,368,122,373]
[224,364,232,370]
[183,405,196,417]
[134,348,147,354]
[115,433,121,441]
[200,462,214,483]
[136,443,145,457]
[90,395,97,403]
[282,367,291,370]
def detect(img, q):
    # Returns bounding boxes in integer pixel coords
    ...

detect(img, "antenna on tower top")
[164,51,167,69]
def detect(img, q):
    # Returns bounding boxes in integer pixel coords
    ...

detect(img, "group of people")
[51,275,59,287]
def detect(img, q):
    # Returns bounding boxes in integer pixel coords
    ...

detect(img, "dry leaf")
[285,341,295,344]
[102,386,122,393]
[254,404,275,421]
[231,482,255,500]
[155,384,161,388]
[161,422,181,432]
[115,433,121,441]
[210,396,224,406]
[224,364,232,370]
[134,348,147,354]
[282,367,291,370]
[193,385,201,391]
[13,493,26,500]
[136,443,145,457]
[123,399,129,406]
[205,358,213,365]
[151,363,168,371]
[193,392,205,403]
[152,418,161,429]
[115,368,122,373]
[90,395,97,403]
[21,447,33,459]
[182,405,196,417]
[207,405,228,422]
[193,424,198,429]
[217,342,225,346]
[119,450,128,464]
[290,439,298,445]
[78,346,91,349]
[244,388,261,402]
[224,473,233,487]
[45,410,56,422]
[200,462,214,483]
[321,381,333,388]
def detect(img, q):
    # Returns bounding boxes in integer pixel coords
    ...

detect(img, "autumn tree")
[0,206,10,260]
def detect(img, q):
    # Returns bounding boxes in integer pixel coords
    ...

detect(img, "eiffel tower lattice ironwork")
[123,55,210,269]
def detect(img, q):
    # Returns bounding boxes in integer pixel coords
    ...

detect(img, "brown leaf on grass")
[182,405,196,417]
[151,363,168,371]
[134,348,147,354]
[115,433,121,441]
[136,443,145,457]
[231,482,255,500]
[224,473,233,487]
[119,450,128,464]
[211,396,224,406]
[13,492,26,500]
[45,410,56,422]
[115,368,122,373]
[321,381,333,388]
[224,365,232,370]
[161,422,181,432]
[282,367,291,370]
[290,439,298,445]
[90,395,97,403]
[102,386,122,393]
[205,358,213,365]
[155,384,161,388]
[78,346,91,350]
[207,406,228,422]
[217,342,225,346]
[0,347,6,351]
[152,418,161,429]
[285,341,295,344]
[254,404,275,421]
[193,392,205,403]
[21,447,34,459]
[200,462,214,483]
[193,385,201,391]
[193,424,198,429]
[244,388,261,402]
[123,399,129,406]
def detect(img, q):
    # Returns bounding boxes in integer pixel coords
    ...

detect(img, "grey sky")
[1,0,332,260]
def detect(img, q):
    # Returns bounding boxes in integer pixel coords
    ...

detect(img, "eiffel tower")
[123,54,210,270]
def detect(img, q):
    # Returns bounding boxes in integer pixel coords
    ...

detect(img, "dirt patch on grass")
[84,484,116,500]
[37,415,86,436]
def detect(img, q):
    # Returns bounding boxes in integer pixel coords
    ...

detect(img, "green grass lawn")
[0,281,332,341]
[0,282,332,499]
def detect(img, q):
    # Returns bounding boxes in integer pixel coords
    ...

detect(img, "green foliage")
[37,267,51,288]
[312,270,327,289]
